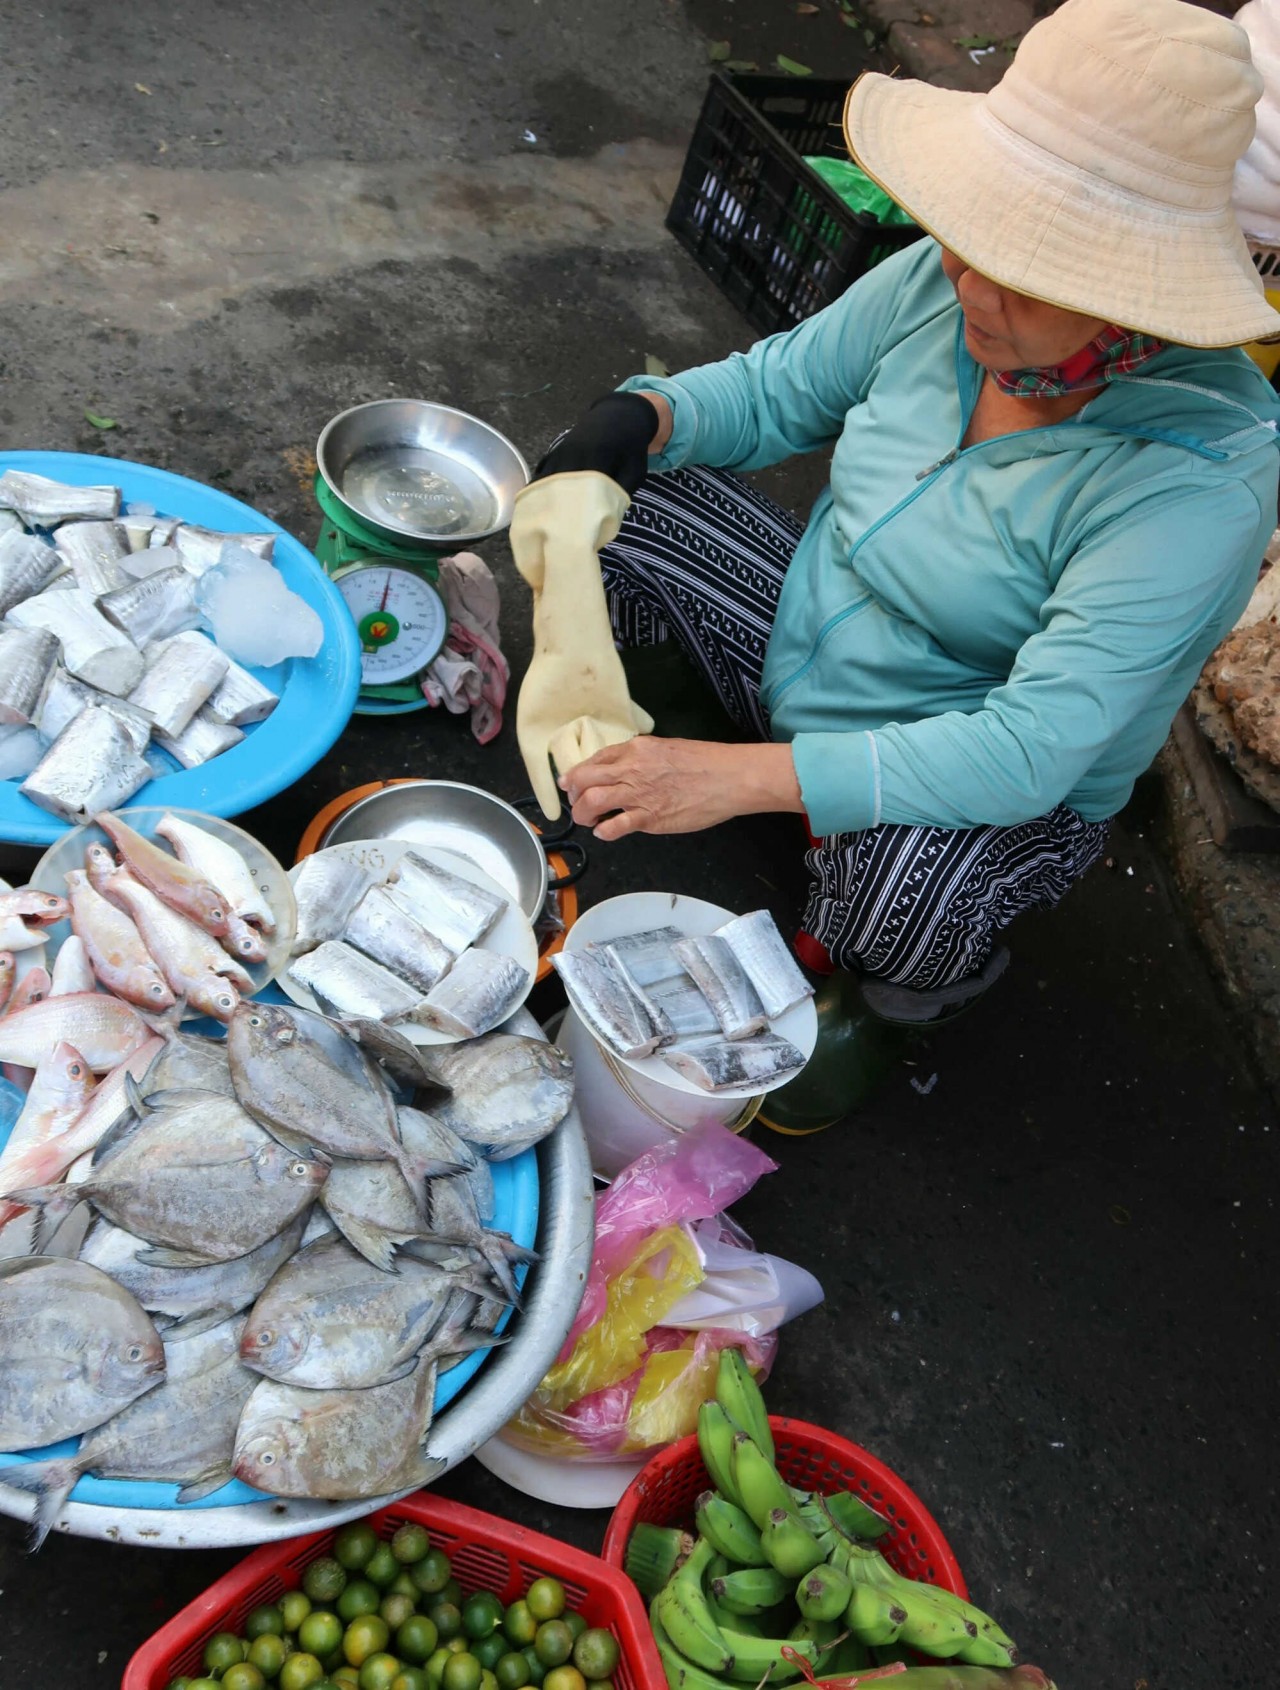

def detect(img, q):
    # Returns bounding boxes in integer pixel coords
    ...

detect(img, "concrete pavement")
[0,3,1275,1687]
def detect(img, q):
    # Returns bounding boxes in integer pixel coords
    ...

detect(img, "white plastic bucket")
[560,892,817,1180]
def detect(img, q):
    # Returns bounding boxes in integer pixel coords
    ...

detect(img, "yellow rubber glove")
[512,470,654,818]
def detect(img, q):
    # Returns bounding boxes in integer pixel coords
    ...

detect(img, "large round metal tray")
[0,1008,594,1547]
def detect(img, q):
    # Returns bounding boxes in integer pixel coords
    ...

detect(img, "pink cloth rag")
[418,552,510,745]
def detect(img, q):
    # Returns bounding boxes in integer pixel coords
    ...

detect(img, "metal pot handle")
[546,838,588,891]
[512,793,576,844]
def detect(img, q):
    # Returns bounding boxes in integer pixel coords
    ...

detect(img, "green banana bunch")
[651,1603,731,1690]
[845,1580,909,1647]
[800,1487,890,1542]
[695,1491,768,1568]
[710,1566,794,1617]
[785,1615,842,1651]
[651,1538,735,1674]
[794,1563,853,1622]
[760,1507,827,1579]
[715,1347,775,1462]
[732,1434,797,1530]
[831,1540,1017,1669]
[698,1402,746,1511]
[719,1623,817,1685]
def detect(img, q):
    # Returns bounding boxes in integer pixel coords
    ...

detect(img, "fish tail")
[0,1457,85,1551]
[0,1183,82,1250]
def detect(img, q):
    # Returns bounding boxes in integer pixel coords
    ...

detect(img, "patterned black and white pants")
[598,465,1111,990]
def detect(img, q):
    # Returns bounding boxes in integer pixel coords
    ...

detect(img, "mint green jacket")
[619,240,1280,836]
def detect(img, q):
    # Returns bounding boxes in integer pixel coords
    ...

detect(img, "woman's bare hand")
[558,737,804,840]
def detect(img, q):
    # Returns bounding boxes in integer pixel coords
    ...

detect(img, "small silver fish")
[0,1255,164,1451]
[662,1032,806,1092]
[290,852,381,955]
[0,530,65,616]
[173,525,275,577]
[154,813,276,933]
[21,707,151,822]
[53,520,132,596]
[552,946,666,1060]
[8,586,144,697]
[0,622,59,726]
[0,471,120,527]
[128,632,229,739]
[413,1033,576,1160]
[673,934,768,1041]
[204,658,279,727]
[2,1315,257,1549]
[413,948,529,1039]
[233,1355,444,1500]
[34,666,154,752]
[154,706,244,769]
[717,910,814,1019]
[320,1114,465,1271]
[290,939,422,1021]
[98,566,201,646]
[389,851,507,952]
[343,884,455,994]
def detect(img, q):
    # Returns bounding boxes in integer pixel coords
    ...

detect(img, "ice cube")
[122,542,181,580]
[0,726,45,780]
[195,544,324,667]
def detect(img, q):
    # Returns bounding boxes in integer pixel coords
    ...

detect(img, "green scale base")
[313,475,445,715]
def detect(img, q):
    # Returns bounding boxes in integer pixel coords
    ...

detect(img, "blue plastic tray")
[0,451,362,845]
[0,1008,540,1510]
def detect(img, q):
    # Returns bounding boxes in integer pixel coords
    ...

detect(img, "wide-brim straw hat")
[843,0,1280,347]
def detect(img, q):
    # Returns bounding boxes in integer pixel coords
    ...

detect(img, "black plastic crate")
[667,72,923,337]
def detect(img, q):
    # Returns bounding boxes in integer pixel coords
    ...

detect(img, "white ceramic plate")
[280,841,538,1045]
[563,890,819,1100]
[27,807,298,1008]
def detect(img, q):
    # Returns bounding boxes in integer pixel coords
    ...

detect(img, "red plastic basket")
[123,1493,667,1690]
[601,1415,968,1599]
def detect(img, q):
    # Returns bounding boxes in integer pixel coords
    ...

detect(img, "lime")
[334,1523,380,1573]
[429,1603,462,1642]
[359,1654,403,1690]
[282,1593,314,1633]
[444,1639,469,1656]
[300,1613,344,1659]
[333,1672,361,1689]
[463,1593,504,1642]
[425,1648,454,1689]
[396,1615,440,1666]
[571,1632,618,1681]
[481,1673,499,1690]
[249,1634,289,1679]
[305,1559,349,1606]
[440,1580,464,1609]
[502,1604,537,1649]
[520,1651,546,1687]
[187,1681,223,1690]
[339,1582,383,1623]
[166,1680,192,1690]
[389,1573,419,1600]
[365,1544,402,1590]
[224,1667,268,1690]
[442,1654,483,1690]
[247,1606,287,1641]
[472,1635,506,1671]
[344,1616,392,1669]
[206,1633,249,1674]
[392,1672,430,1690]
[280,1656,326,1690]
[590,1679,615,1690]
[391,1522,431,1564]
[411,1551,453,1596]
[543,1670,585,1690]
[495,1652,531,1690]
[381,1593,416,1631]
[533,1623,572,1669]
[525,1583,566,1625]
[562,1618,586,1645]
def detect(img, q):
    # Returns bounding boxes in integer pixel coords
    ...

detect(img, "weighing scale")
[313,475,450,716]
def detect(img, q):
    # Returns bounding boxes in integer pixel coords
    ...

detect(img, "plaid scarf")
[994,324,1166,398]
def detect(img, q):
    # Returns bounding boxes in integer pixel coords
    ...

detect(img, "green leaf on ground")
[83,409,118,430]
[724,59,759,71]
[644,354,670,378]
[708,39,731,61]
[775,54,812,74]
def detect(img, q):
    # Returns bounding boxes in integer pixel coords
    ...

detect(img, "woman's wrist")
[720,740,805,817]
[633,389,675,454]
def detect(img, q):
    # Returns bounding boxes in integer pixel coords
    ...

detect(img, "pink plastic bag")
[561,1122,778,1361]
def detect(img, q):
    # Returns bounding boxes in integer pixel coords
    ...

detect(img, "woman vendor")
[512,0,1280,1030]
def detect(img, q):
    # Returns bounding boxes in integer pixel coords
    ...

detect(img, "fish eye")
[289,1161,309,1177]
[211,905,225,921]
[70,1063,84,1078]
[258,1450,275,1466]
[257,1329,273,1345]
[126,1345,143,1362]
[248,1014,263,1027]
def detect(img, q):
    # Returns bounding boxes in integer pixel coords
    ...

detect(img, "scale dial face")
[333,562,449,686]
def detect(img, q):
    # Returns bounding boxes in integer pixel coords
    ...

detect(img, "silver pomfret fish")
[415,1032,575,1159]
[241,1234,486,1390]
[321,1107,467,1271]
[233,1357,445,1500]
[2,1315,257,1548]
[0,1256,165,1450]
